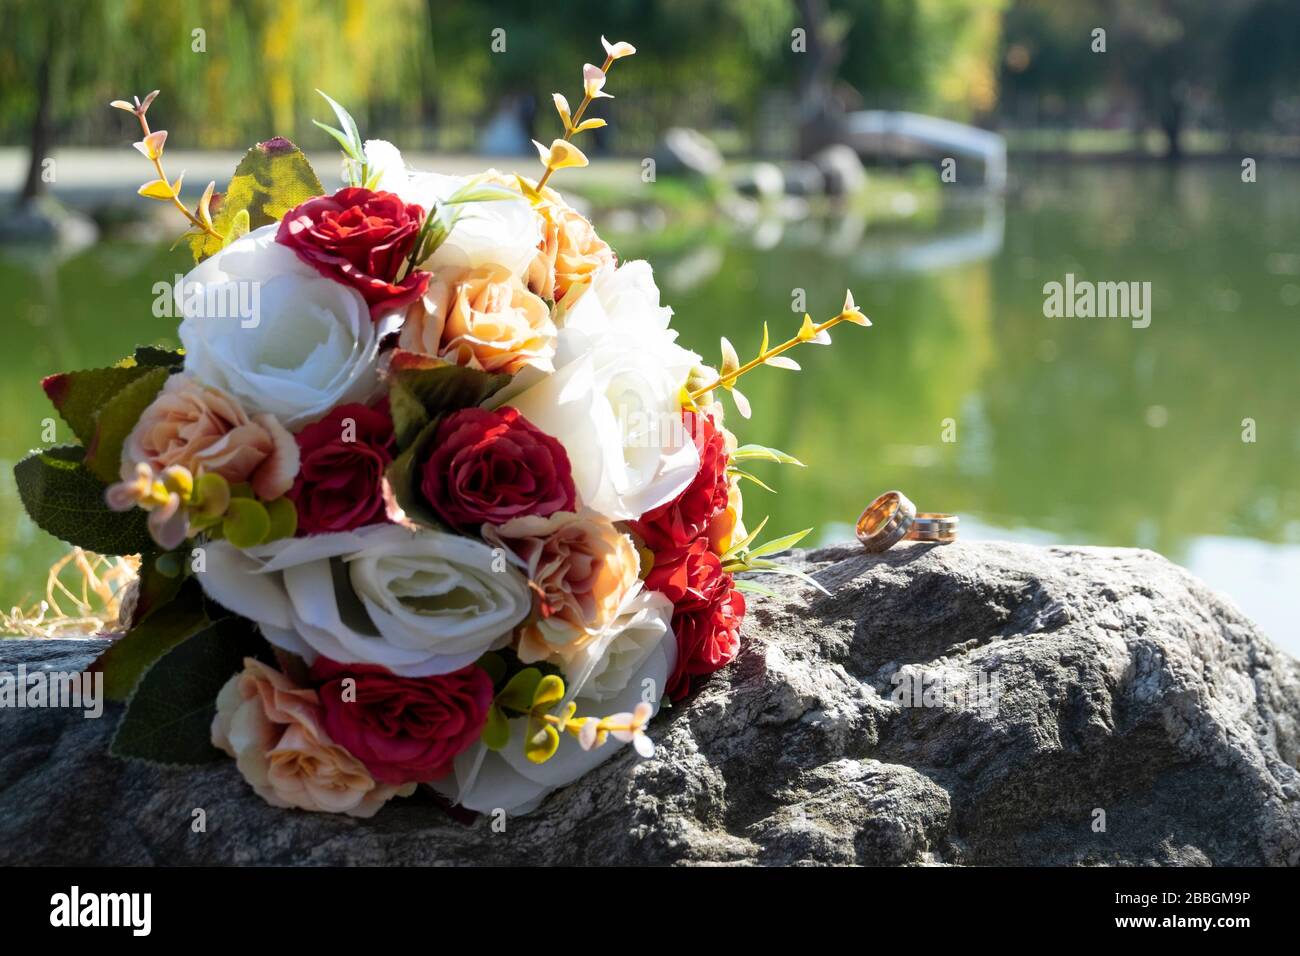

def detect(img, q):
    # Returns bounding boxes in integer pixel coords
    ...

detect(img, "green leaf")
[476,651,507,687]
[722,514,769,563]
[732,578,782,600]
[153,549,186,579]
[381,363,510,528]
[84,366,171,484]
[730,444,805,467]
[91,576,211,702]
[532,674,566,710]
[314,91,367,186]
[41,365,160,444]
[383,423,444,530]
[478,647,564,693]
[746,527,813,559]
[223,498,271,548]
[738,563,831,597]
[388,364,511,450]
[188,138,324,262]
[481,703,510,751]
[169,228,202,253]
[188,473,231,530]
[123,549,187,627]
[111,617,271,766]
[497,668,542,715]
[407,207,456,268]
[316,90,363,154]
[312,119,362,161]
[13,445,153,555]
[223,208,251,248]
[730,467,777,494]
[263,496,298,541]
[442,180,525,205]
[132,345,185,369]
[524,722,560,764]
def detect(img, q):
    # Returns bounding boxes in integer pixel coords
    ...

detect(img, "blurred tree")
[999,0,1298,157]
[1108,0,1253,159]
[0,0,436,164]
[422,0,794,152]
[791,0,848,154]
[0,0,1016,163]
[791,0,1007,154]
[997,0,1106,118]
[1224,0,1300,130]
[834,0,1007,117]
[0,0,129,205]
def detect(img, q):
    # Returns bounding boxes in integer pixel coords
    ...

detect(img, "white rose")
[197,525,531,677]
[562,258,674,336]
[499,262,701,520]
[363,141,541,279]
[432,591,676,814]
[561,590,676,702]
[362,138,408,194]
[178,223,387,431]
[569,589,676,702]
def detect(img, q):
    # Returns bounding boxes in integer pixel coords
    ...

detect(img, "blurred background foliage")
[4,0,1300,159]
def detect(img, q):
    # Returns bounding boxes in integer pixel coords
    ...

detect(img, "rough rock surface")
[2,541,1298,866]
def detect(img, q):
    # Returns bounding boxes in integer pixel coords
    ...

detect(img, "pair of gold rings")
[856,490,958,553]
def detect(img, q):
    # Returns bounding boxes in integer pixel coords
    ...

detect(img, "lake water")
[2,160,1297,654]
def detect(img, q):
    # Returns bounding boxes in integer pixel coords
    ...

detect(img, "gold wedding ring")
[906,512,959,544]
[856,490,916,553]
[858,492,960,553]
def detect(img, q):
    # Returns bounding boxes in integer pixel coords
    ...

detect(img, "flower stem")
[540,712,635,734]
[688,313,852,402]
[137,112,222,240]
[535,54,614,192]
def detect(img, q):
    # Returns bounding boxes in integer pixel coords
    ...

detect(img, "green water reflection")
[2,162,1297,646]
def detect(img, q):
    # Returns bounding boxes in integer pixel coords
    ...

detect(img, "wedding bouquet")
[14,39,868,818]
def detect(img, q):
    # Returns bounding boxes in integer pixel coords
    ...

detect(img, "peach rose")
[707,474,745,555]
[707,422,745,554]
[529,202,614,303]
[400,265,556,375]
[484,510,640,665]
[121,373,299,500]
[211,658,415,817]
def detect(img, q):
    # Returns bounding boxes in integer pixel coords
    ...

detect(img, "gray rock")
[652,127,724,179]
[812,143,867,198]
[2,541,1298,866]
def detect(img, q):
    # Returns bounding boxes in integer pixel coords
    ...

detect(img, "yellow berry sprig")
[482,666,656,763]
[528,36,637,196]
[110,91,222,242]
[689,291,872,418]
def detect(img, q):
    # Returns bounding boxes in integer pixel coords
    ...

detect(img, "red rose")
[277,187,430,317]
[669,585,745,702]
[287,402,395,534]
[420,406,576,530]
[645,536,727,610]
[311,658,494,784]
[645,536,746,700]
[630,410,730,551]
